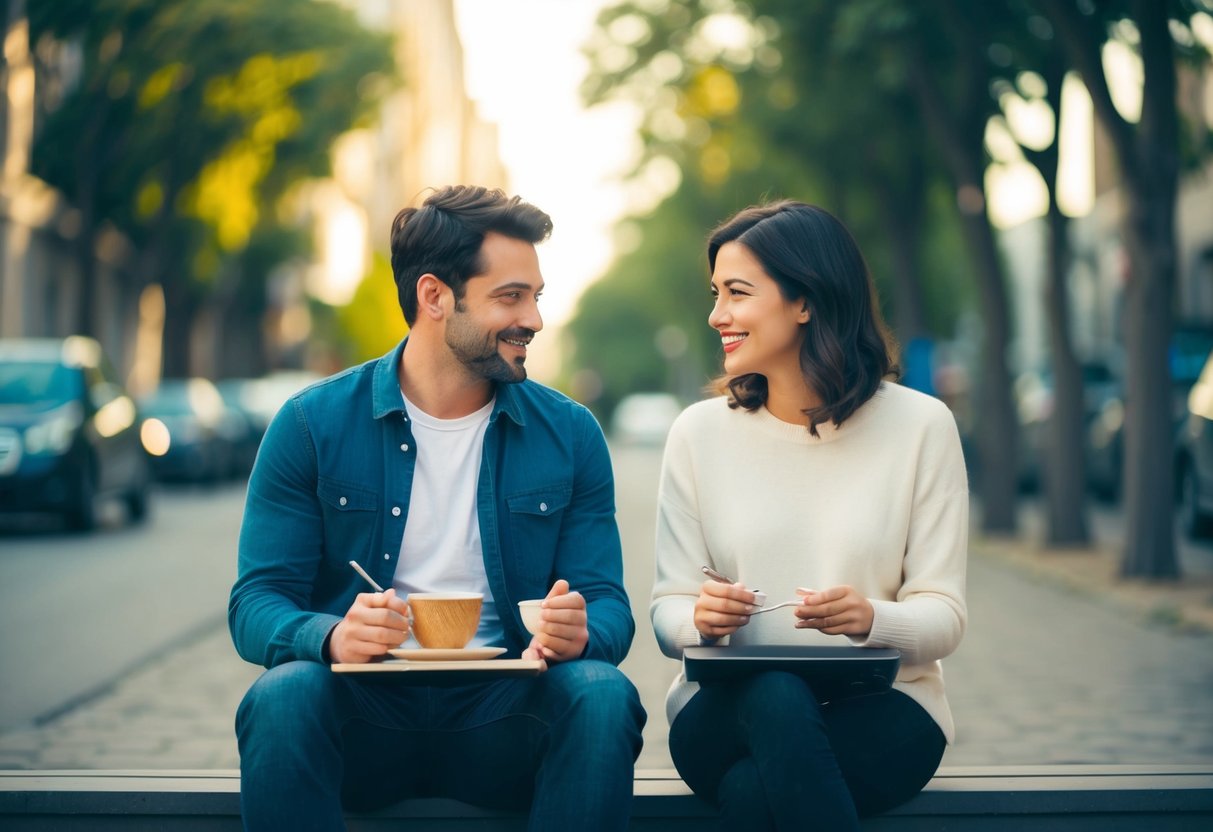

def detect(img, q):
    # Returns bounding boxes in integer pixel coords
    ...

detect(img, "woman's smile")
[721,332,748,353]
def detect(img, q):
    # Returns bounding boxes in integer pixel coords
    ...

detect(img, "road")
[0,483,247,730]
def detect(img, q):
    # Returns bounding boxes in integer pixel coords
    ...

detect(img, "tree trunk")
[1042,0,1181,578]
[72,224,98,337]
[1028,56,1091,547]
[1120,195,1179,577]
[1119,0,1181,578]
[904,46,1018,533]
[160,275,195,379]
[875,174,929,343]
[957,201,1019,533]
[1041,201,1090,545]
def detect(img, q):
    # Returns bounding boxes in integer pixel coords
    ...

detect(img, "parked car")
[220,371,322,441]
[1086,326,1213,501]
[1014,359,1119,491]
[1178,351,1213,538]
[137,378,235,483]
[0,336,150,530]
[214,379,263,478]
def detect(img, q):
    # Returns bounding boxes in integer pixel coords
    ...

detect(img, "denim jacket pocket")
[316,477,380,564]
[505,484,572,584]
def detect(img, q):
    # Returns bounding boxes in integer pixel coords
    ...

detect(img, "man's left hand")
[522,579,588,663]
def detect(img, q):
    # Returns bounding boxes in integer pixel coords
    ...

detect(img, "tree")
[1040,0,1209,577]
[29,0,395,376]
[972,2,1093,545]
[582,0,1002,525]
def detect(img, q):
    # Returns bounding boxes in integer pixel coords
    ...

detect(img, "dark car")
[0,336,151,530]
[1179,352,1213,538]
[214,371,321,477]
[138,378,235,483]
[1015,360,1119,491]
[1087,326,1213,501]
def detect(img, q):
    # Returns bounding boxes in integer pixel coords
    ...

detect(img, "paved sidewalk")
[1,544,1210,771]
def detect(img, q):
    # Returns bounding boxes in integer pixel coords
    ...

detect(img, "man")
[229,186,645,831]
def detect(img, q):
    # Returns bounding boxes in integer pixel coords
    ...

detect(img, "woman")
[651,200,967,830]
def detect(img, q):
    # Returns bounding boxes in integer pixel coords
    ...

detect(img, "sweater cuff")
[853,599,917,652]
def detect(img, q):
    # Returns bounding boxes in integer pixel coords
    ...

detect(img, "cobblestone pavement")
[2,551,1209,771]
[1,447,1211,771]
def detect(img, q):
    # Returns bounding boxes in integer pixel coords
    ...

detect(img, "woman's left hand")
[793,585,873,637]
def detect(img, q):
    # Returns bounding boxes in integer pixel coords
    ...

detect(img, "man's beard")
[445,308,533,384]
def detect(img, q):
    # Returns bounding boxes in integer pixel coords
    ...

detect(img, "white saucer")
[388,646,507,661]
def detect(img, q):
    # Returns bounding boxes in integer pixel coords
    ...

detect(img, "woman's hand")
[694,580,762,639]
[793,585,873,637]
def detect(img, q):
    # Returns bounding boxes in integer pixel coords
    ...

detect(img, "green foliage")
[570,0,979,416]
[29,0,398,367]
[334,253,409,366]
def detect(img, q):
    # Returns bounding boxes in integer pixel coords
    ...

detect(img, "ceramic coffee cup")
[407,592,483,649]
[518,599,544,635]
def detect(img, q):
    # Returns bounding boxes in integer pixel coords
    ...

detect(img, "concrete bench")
[2,766,1211,829]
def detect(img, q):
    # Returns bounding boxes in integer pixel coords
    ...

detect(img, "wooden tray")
[331,658,544,685]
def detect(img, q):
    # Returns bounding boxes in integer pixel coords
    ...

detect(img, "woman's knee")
[737,671,818,711]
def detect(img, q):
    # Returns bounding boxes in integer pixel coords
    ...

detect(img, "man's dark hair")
[389,186,553,325]
[707,200,899,436]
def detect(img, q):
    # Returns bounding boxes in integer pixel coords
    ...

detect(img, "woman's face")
[708,241,809,378]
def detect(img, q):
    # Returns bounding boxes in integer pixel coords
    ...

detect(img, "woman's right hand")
[694,580,762,639]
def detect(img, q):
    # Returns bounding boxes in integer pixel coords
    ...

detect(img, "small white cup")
[518,599,544,634]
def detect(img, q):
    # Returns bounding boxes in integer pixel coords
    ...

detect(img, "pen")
[349,560,386,593]
[701,565,734,584]
[702,565,767,607]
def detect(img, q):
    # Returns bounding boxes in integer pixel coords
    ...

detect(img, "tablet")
[683,645,901,702]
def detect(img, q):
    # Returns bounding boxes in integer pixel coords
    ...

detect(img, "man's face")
[444,232,544,384]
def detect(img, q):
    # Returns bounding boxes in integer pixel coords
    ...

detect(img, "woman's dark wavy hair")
[390,185,552,325]
[708,200,899,436]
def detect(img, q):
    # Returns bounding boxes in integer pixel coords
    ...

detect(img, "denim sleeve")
[228,398,342,668]
[556,405,634,665]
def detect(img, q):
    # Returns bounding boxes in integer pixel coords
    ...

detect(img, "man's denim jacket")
[228,338,634,669]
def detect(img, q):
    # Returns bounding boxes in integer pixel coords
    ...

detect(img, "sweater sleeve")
[650,413,710,659]
[852,402,969,665]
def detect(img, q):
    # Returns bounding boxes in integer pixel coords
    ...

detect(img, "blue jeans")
[669,672,945,832]
[236,660,645,832]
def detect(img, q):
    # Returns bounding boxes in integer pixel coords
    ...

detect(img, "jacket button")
[392,506,401,516]
[400,444,409,452]
[539,502,548,512]
[384,553,390,560]
[339,497,347,506]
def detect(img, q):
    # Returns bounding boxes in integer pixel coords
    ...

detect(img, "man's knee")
[237,661,336,740]
[543,660,646,735]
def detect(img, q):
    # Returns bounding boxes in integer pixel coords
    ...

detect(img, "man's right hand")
[327,588,410,664]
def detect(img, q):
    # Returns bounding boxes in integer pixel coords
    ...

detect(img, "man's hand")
[521,579,588,664]
[328,589,410,664]
[793,585,873,637]
[694,580,761,639]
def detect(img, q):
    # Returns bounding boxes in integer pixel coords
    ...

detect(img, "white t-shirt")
[393,393,502,647]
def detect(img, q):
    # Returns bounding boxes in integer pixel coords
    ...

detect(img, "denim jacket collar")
[371,337,525,427]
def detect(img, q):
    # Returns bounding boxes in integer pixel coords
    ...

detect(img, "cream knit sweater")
[651,382,968,742]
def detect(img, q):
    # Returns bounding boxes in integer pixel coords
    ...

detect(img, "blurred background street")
[3,0,1213,780]
[2,443,1212,770]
